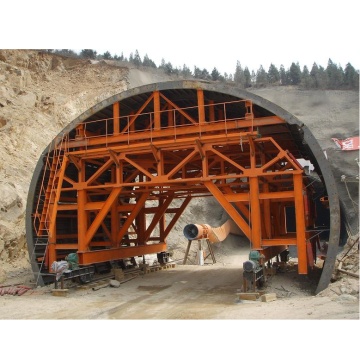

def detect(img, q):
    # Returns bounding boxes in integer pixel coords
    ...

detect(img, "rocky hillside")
[0,50,358,283]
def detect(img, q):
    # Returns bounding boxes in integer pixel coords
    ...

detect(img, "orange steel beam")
[163,196,192,239]
[294,173,307,273]
[143,195,174,242]
[116,191,149,245]
[113,102,120,135]
[197,89,205,125]
[205,181,251,240]
[78,244,167,265]
[66,118,284,151]
[154,90,161,130]
[84,187,123,247]
[121,93,154,134]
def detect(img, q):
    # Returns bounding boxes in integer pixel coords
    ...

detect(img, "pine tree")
[133,50,142,68]
[344,62,359,89]
[102,51,112,60]
[279,65,287,85]
[301,65,311,89]
[211,67,221,81]
[201,68,211,80]
[164,61,173,75]
[159,58,166,69]
[133,50,142,67]
[54,49,78,57]
[267,63,280,85]
[181,64,192,78]
[244,67,251,88]
[255,65,268,87]
[143,54,157,68]
[289,62,301,85]
[80,49,97,59]
[234,61,245,87]
[194,66,202,79]
[326,58,343,89]
[310,63,327,89]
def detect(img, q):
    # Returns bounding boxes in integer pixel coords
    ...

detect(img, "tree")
[53,49,78,58]
[267,63,280,85]
[194,66,202,79]
[129,52,134,63]
[326,58,343,89]
[211,67,221,81]
[133,50,142,67]
[310,62,327,89]
[244,67,252,88]
[289,62,301,85]
[344,62,359,89]
[200,68,211,80]
[255,65,268,87]
[301,65,311,89]
[181,64,192,78]
[159,60,174,75]
[102,51,112,60]
[310,62,320,88]
[143,54,157,68]
[279,64,287,85]
[234,61,245,87]
[80,49,97,59]
[159,58,166,70]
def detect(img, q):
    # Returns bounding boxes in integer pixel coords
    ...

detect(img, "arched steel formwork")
[26,80,343,294]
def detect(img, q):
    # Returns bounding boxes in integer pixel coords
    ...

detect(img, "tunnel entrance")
[26,80,342,294]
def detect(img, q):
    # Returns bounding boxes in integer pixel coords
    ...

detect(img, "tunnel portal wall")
[26,80,342,294]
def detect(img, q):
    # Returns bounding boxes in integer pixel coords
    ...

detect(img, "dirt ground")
[0,264,357,320]
[0,240,358,320]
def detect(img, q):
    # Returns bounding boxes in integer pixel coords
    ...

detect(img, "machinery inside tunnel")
[25,80,346,294]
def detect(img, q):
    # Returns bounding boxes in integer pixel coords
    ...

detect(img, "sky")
[2,0,359,75]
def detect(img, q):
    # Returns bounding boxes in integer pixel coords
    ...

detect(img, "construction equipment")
[26,80,345,294]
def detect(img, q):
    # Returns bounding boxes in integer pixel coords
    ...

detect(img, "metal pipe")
[183,219,243,243]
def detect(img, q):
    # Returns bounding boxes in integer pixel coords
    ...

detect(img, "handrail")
[65,99,254,149]
[33,133,68,236]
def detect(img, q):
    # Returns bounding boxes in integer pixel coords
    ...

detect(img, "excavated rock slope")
[0,50,358,285]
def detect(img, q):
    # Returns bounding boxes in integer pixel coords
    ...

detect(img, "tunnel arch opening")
[26,80,344,294]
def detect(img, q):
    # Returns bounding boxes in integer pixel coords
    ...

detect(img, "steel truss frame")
[34,89,316,274]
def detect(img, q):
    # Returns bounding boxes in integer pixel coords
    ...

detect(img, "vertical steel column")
[261,154,272,239]
[77,159,87,252]
[249,137,261,249]
[197,89,205,125]
[113,102,120,135]
[209,100,215,122]
[294,172,307,274]
[154,90,161,131]
[167,104,174,127]
[111,167,120,246]
[249,176,261,249]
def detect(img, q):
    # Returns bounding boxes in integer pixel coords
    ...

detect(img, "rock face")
[0,49,358,281]
[0,50,129,268]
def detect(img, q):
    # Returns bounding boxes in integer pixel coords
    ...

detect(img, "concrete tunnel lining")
[26,80,342,294]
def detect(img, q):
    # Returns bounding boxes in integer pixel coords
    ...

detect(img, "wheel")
[78,272,94,284]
